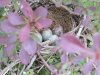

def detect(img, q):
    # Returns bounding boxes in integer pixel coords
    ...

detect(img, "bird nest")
[47,5,75,33]
[31,1,79,36]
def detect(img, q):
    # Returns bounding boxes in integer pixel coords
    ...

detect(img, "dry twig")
[0,59,20,75]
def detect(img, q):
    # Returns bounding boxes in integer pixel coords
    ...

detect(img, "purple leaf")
[81,15,91,27]
[50,64,58,74]
[81,61,93,74]
[92,33,100,51]
[96,66,100,75]
[8,12,24,25]
[57,33,86,53]
[35,18,52,30]
[89,6,96,11]
[7,34,17,43]
[73,7,83,15]
[19,25,30,42]
[92,33,100,60]
[0,35,8,45]
[35,6,48,18]
[20,0,34,22]
[0,0,11,7]
[72,55,84,65]
[4,43,16,58]
[22,38,37,55]
[60,53,68,64]
[19,49,30,65]
[0,20,18,33]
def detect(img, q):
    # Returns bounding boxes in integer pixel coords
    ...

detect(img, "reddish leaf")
[0,0,11,7]
[81,15,91,27]
[7,34,17,43]
[89,6,96,11]
[8,12,24,25]
[60,53,68,64]
[19,25,30,42]
[73,7,83,15]
[19,49,30,65]
[92,33,100,51]
[35,18,52,30]
[91,33,100,60]
[0,35,8,45]
[96,66,100,75]
[22,38,37,55]
[4,43,16,58]
[35,6,48,18]
[0,20,18,33]
[81,61,93,74]
[20,0,34,22]
[72,55,84,65]
[57,33,86,53]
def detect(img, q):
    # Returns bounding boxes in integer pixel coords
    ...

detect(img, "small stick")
[51,0,73,14]
[0,59,20,75]
[37,55,52,73]
[76,25,84,37]
[19,65,26,75]
[61,5,73,14]
[37,51,53,73]
[25,55,37,70]
[69,26,80,33]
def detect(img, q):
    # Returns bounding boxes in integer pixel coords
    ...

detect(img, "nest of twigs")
[31,1,81,35]
[48,5,75,33]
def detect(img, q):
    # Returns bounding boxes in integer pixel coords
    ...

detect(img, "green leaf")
[0,46,4,61]
[0,7,5,17]
[39,68,50,75]
[0,45,8,63]
[24,69,34,75]
[12,0,20,12]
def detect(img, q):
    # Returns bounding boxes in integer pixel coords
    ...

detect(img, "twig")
[25,55,37,70]
[69,26,79,33]
[0,59,20,75]
[37,51,53,73]
[40,51,50,54]
[61,5,73,14]
[51,0,73,14]
[19,65,26,75]
[37,55,52,73]
[76,14,88,38]
[76,25,84,38]
[43,46,56,49]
